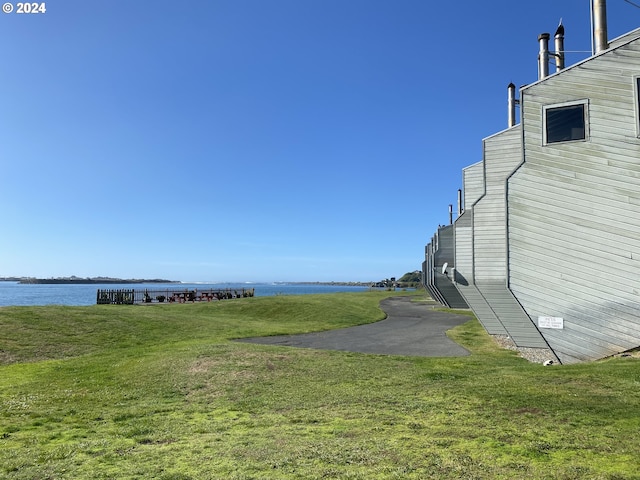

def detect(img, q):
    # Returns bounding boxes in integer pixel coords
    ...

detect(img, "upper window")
[543,100,588,144]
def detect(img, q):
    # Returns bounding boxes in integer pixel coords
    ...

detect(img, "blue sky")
[1,1,638,282]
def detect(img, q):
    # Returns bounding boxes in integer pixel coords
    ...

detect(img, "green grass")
[1,291,639,479]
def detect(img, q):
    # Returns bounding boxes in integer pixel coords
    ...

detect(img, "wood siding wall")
[433,225,467,308]
[464,126,549,348]
[435,225,455,270]
[474,126,522,283]
[424,241,444,305]
[454,162,484,285]
[463,161,485,211]
[454,212,473,286]
[455,162,510,335]
[508,35,640,363]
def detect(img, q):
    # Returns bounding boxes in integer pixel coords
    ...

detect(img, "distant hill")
[397,271,422,286]
[17,277,178,285]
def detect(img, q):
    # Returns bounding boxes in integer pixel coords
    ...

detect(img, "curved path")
[237,296,471,357]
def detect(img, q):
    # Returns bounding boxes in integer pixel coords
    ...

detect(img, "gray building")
[507,24,640,363]
[426,1,640,363]
[453,128,552,354]
[423,225,467,309]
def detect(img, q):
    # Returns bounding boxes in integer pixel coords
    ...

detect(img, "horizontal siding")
[430,225,468,308]
[425,242,446,306]
[454,217,473,284]
[462,161,484,208]
[509,36,640,361]
[476,282,548,348]
[455,126,550,349]
[509,268,640,325]
[608,28,640,49]
[508,214,640,291]
[474,126,521,283]
[455,284,507,335]
[434,272,468,309]
[454,163,483,288]
[434,225,455,267]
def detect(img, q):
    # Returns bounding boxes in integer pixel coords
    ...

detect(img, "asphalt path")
[237,296,471,357]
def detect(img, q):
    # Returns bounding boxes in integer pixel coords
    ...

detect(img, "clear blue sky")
[1,1,638,282]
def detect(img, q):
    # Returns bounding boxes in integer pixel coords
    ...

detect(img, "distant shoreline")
[6,277,179,285]
[0,278,412,287]
[288,281,372,287]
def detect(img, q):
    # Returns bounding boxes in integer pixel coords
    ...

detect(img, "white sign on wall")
[538,316,564,329]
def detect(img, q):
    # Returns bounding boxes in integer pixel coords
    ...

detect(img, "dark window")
[545,104,585,143]
[637,78,640,135]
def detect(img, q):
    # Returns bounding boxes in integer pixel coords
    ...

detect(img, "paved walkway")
[237,296,471,357]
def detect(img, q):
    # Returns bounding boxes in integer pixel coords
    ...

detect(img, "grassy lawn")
[1,291,639,479]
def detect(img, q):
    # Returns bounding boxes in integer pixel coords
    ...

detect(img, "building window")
[543,100,588,144]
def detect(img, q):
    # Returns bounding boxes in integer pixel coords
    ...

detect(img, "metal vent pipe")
[457,189,463,215]
[554,23,565,71]
[538,33,550,79]
[507,82,518,127]
[593,0,608,53]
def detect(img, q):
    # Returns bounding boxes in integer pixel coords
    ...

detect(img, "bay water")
[0,282,372,307]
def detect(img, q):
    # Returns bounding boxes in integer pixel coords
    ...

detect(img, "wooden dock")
[96,288,255,305]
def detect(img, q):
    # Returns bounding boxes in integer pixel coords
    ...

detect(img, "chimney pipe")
[448,204,453,225]
[507,82,519,127]
[554,22,565,71]
[538,33,550,79]
[593,0,608,53]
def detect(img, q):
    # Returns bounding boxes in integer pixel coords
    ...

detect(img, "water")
[0,281,373,307]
